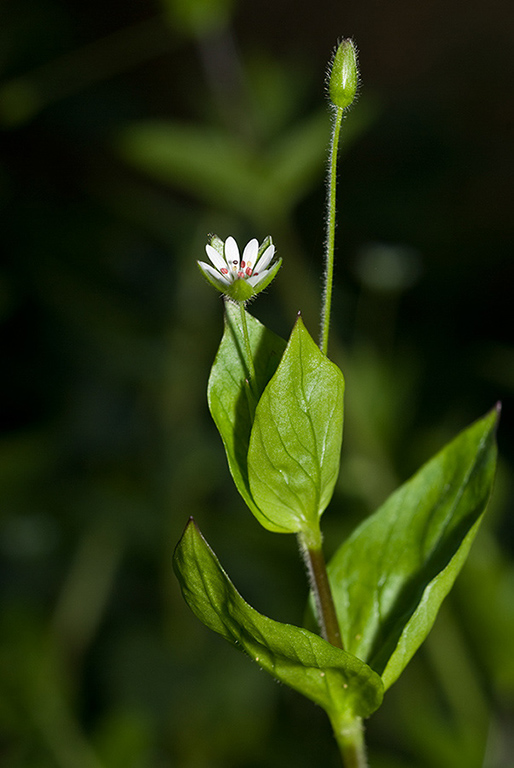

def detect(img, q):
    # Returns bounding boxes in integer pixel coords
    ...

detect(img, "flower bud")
[329,38,358,109]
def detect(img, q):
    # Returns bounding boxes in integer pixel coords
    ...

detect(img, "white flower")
[198,235,281,302]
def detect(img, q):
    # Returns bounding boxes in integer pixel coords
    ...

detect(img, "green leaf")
[173,518,384,720]
[207,300,287,531]
[247,316,345,535]
[327,406,499,691]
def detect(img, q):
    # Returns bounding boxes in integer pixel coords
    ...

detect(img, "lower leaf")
[174,518,383,720]
[327,405,499,690]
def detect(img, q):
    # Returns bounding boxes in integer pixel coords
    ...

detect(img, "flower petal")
[205,244,228,273]
[247,267,272,287]
[255,244,275,272]
[198,261,231,286]
[242,238,259,267]
[224,236,240,270]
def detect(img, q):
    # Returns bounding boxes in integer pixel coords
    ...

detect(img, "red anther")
[241,261,246,268]
[238,270,244,278]
[221,268,229,274]
[245,266,252,276]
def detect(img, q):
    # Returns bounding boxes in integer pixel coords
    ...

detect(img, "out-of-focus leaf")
[94,709,152,768]
[115,111,341,222]
[327,406,499,690]
[207,300,286,530]
[160,0,237,35]
[117,122,259,217]
[173,518,384,719]
[247,315,344,535]
[456,531,514,696]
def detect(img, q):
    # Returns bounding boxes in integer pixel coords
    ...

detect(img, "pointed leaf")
[327,406,499,690]
[247,316,345,534]
[173,518,383,719]
[208,300,287,531]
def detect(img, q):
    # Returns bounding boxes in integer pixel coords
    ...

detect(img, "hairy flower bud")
[329,38,358,109]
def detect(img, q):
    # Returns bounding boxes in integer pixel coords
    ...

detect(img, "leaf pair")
[174,403,498,722]
[208,301,345,535]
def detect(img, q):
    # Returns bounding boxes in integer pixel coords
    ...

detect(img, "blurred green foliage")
[1,0,513,766]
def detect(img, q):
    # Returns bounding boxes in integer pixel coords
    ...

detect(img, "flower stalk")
[320,105,344,356]
[239,300,258,398]
[320,38,358,355]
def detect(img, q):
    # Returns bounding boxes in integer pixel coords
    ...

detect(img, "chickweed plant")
[174,39,499,767]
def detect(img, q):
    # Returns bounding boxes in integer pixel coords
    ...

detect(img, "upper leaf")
[173,518,384,720]
[208,300,287,531]
[247,316,345,535]
[327,406,499,690]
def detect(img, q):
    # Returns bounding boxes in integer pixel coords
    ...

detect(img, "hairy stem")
[320,105,344,356]
[299,529,343,649]
[239,301,257,394]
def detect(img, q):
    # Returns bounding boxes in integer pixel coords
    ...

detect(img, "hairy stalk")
[298,528,343,649]
[320,105,344,356]
[239,301,257,395]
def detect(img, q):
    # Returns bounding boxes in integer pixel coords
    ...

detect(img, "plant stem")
[299,529,343,650]
[330,714,368,768]
[239,301,257,394]
[320,105,344,356]
[300,528,369,767]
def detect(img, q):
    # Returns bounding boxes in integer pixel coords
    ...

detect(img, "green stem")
[299,528,343,650]
[330,714,368,768]
[300,526,369,767]
[320,105,344,356]
[239,301,257,394]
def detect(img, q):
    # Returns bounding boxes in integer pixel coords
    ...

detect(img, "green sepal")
[327,405,499,690]
[196,260,229,293]
[207,233,225,257]
[173,518,384,720]
[207,300,288,531]
[226,257,282,302]
[247,315,345,535]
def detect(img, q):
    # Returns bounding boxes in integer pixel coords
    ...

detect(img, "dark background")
[1,0,513,766]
